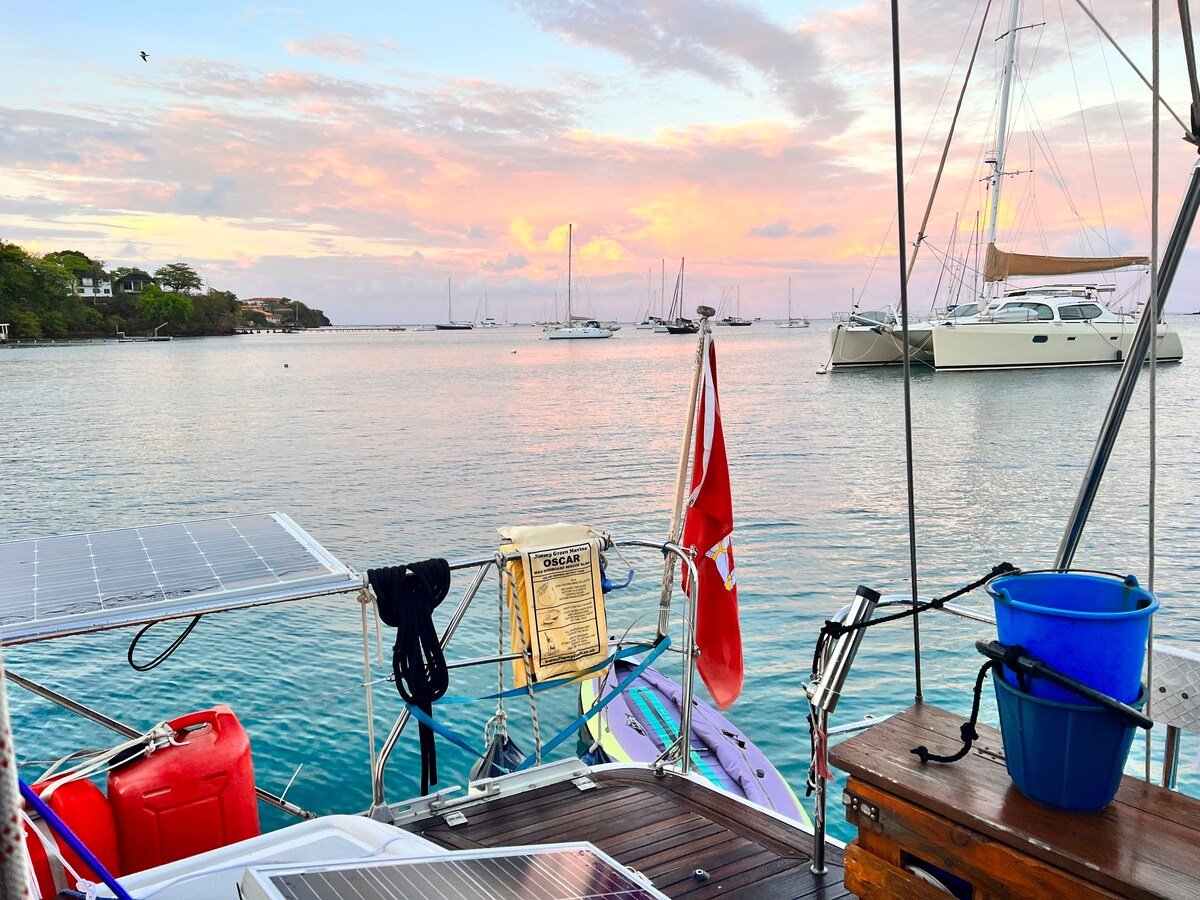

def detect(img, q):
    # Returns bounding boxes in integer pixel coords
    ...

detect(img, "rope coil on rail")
[367,559,452,796]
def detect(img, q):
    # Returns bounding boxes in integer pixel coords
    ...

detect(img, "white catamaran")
[826,0,1183,372]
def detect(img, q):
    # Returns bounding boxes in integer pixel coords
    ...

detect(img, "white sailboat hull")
[827,323,935,369]
[930,320,1183,371]
[547,325,613,339]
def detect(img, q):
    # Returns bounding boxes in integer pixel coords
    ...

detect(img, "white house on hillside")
[72,271,112,301]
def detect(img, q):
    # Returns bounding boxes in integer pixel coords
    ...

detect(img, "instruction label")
[526,541,604,671]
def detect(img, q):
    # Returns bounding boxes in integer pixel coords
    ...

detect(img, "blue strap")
[404,703,487,761]
[400,637,673,778]
[514,637,671,772]
[20,779,136,900]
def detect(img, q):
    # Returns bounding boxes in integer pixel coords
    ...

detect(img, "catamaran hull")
[580,659,809,825]
[930,321,1183,371]
[827,323,934,369]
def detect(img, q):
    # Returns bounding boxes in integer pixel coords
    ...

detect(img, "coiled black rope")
[911,659,995,764]
[368,559,452,795]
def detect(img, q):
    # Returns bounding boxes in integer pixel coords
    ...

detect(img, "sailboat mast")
[788,276,793,320]
[986,0,1022,259]
[567,223,573,321]
[661,259,666,318]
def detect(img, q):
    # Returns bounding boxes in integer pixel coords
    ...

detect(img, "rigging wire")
[1093,12,1151,230]
[1144,0,1161,782]
[890,0,922,701]
[1072,0,1191,139]
[855,0,989,310]
[1057,0,1112,247]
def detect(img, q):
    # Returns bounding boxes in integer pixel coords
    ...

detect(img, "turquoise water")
[4,319,1199,842]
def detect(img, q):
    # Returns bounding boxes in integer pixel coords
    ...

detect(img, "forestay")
[0,512,360,644]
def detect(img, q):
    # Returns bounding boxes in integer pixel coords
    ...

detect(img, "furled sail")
[984,243,1148,282]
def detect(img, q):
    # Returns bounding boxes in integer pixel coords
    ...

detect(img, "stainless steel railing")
[366,537,699,819]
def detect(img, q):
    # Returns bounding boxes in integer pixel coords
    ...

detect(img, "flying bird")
[139,51,148,61]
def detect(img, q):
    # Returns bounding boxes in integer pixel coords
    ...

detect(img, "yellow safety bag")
[498,524,609,688]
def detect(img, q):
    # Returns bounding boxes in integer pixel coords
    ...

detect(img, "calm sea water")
[4,318,1200,842]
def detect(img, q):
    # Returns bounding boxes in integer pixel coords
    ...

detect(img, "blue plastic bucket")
[992,671,1144,813]
[987,571,1156,704]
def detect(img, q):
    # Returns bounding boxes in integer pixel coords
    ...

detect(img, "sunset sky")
[4,1,1198,324]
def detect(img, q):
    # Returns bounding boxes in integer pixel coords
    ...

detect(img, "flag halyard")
[681,333,743,710]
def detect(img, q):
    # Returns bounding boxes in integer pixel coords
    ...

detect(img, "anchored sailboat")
[720,286,752,327]
[547,224,612,340]
[435,279,474,331]
[777,277,808,328]
[657,259,698,334]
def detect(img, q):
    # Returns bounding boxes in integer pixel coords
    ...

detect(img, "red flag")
[681,333,742,709]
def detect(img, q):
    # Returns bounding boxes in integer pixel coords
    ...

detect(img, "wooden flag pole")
[657,305,715,638]
[658,306,715,775]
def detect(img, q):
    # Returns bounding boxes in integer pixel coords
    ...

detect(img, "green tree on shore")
[135,284,193,331]
[154,262,203,293]
[0,242,87,338]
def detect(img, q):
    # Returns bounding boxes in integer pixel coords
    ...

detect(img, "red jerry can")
[25,777,122,897]
[108,706,260,873]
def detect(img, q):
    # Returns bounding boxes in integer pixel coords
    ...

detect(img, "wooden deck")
[402,766,850,899]
[831,703,1200,899]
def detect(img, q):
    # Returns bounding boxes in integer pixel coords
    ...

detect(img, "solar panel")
[0,513,361,644]
[241,845,668,900]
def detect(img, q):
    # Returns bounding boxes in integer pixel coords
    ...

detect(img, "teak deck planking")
[403,767,851,899]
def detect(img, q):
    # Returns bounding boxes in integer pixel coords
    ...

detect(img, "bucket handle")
[986,567,1139,590]
[975,640,1152,730]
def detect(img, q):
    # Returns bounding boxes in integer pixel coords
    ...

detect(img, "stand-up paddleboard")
[580,659,811,826]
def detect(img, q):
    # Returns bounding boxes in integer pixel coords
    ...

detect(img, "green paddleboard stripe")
[628,686,722,786]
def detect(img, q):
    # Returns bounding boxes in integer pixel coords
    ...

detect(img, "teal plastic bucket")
[993,671,1144,812]
[987,571,1156,704]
